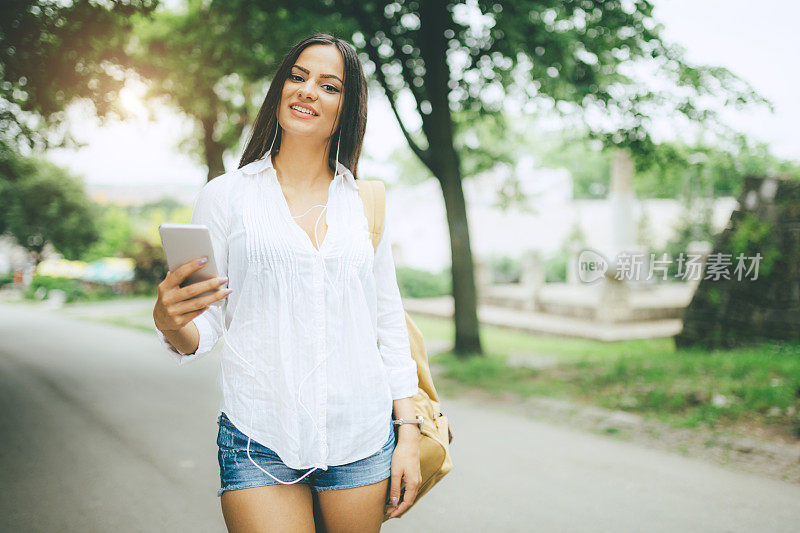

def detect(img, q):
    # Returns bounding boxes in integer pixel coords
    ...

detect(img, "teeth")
[291,105,316,116]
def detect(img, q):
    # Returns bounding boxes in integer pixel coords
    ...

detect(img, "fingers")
[164,256,210,289]
[387,466,402,513]
[392,483,418,517]
[386,468,420,519]
[175,275,228,301]
[172,287,231,315]
[182,305,209,321]
[387,487,410,518]
[155,301,209,332]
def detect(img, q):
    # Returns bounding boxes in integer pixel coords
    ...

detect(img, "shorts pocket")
[217,419,238,450]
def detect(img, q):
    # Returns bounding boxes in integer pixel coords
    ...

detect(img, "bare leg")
[220,483,316,533]
[315,478,390,533]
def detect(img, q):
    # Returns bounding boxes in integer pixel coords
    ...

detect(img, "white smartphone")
[158,223,227,307]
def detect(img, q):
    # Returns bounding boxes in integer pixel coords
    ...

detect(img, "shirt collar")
[239,150,359,190]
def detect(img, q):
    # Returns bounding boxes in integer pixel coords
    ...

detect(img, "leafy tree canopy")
[0,151,99,263]
[1,0,158,151]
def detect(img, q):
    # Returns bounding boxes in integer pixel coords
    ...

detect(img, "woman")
[153,34,421,532]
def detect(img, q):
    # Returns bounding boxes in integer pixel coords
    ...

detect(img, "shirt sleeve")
[155,176,228,365]
[373,207,418,400]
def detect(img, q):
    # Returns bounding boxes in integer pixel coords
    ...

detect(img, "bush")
[489,254,522,283]
[544,249,570,282]
[130,279,159,297]
[0,272,14,287]
[24,275,117,303]
[396,266,451,298]
[129,237,168,286]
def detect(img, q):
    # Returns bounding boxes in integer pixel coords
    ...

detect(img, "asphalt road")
[1,301,799,532]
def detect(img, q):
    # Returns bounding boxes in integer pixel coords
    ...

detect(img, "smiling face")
[277,44,345,142]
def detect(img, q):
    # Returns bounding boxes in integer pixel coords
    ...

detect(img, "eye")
[324,84,340,93]
[290,74,303,82]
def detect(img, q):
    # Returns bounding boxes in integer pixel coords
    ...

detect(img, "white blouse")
[154,151,418,471]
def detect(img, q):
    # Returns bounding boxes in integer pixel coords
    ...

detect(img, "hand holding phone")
[153,256,231,333]
[154,223,231,333]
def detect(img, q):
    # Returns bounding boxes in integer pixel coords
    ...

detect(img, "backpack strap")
[357,179,386,252]
[356,180,442,405]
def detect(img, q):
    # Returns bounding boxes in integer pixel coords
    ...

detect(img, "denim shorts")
[217,411,395,497]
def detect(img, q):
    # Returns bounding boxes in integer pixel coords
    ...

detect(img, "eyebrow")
[291,64,343,84]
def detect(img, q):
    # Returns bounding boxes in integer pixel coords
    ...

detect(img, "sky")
[45,0,800,190]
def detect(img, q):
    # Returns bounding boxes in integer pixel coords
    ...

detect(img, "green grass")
[408,312,674,361]
[410,312,800,440]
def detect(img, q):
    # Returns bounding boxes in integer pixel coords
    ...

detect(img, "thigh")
[313,425,396,532]
[315,477,390,533]
[217,412,317,532]
[221,483,316,533]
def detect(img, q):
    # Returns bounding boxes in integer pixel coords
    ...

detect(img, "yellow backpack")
[358,178,454,520]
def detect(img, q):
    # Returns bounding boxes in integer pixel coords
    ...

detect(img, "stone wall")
[675,175,800,349]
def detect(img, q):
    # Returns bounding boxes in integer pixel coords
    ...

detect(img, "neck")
[272,132,334,190]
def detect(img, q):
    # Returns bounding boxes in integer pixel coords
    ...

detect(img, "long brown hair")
[238,33,368,179]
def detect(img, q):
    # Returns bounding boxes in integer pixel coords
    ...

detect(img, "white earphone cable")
[217,125,342,484]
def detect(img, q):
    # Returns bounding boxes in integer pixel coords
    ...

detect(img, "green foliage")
[538,129,800,201]
[1,1,157,151]
[24,275,117,303]
[0,272,14,287]
[453,111,520,178]
[707,286,721,306]
[648,202,714,281]
[544,249,570,283]
[488,254,521,284]
[538,133,613,199]
[128,237,169,287]
[396,266,451,298]
[634,133,800,199]
[129,279,160,297]
[728,213,782,278]
[79,205,136,262]
[0,152,100,263]
[203,1,770,189]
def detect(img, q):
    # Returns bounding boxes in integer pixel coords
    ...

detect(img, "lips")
[289,102,318,116]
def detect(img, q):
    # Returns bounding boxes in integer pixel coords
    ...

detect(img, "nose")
[298,78,317,100]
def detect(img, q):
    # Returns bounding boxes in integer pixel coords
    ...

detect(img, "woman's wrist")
[396,424,421,443]
[391,396,420,444]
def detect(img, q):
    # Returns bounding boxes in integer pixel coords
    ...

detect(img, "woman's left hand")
[385,438,421,519]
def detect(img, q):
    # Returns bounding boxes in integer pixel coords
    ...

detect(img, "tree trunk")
[419,0,483,356]
[439,159,483,355]
[202,115,226,182]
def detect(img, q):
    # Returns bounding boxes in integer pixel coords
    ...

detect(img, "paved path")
[1,302,799,532]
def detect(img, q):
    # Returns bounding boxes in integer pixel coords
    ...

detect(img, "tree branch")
[362,38,432,168]
[371,12,428,112]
